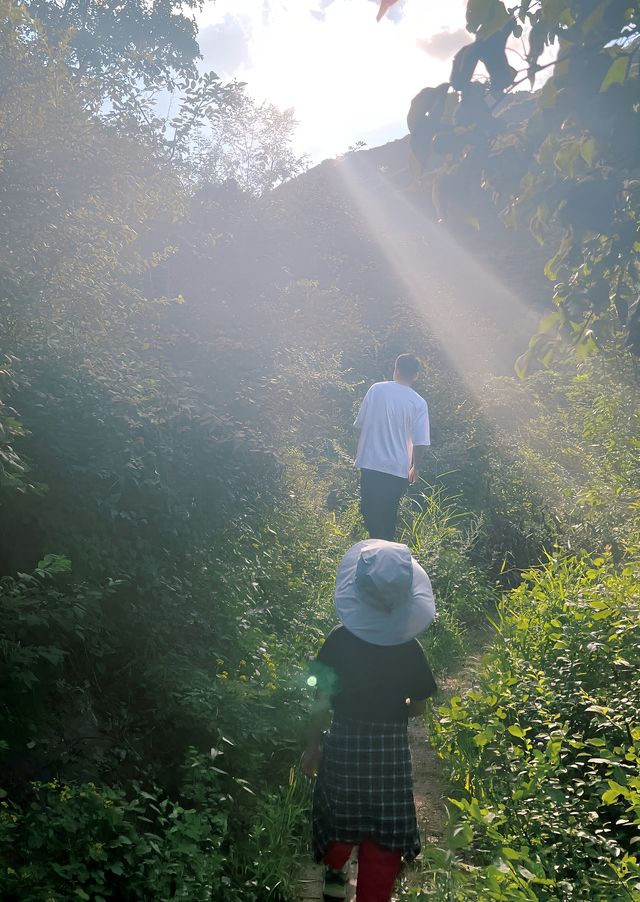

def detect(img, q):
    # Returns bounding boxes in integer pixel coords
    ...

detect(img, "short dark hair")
[394,353,421,379]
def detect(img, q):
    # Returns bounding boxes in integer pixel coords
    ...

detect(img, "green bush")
[416,548,640,900]
[0,452,344,900]
[0,780,233,901]
[482,360,640,561]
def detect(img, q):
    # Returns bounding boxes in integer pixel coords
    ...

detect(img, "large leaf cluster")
[407,0,640,366]
[25,0,202,90]
[426,551,640,899]
[0,779,234,901]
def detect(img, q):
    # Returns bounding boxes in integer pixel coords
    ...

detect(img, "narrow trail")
[296,646,487,901]
[409,716,448,845]
[296,717,449,902]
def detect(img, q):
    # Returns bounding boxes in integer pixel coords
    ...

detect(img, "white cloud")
[196,0,468,161]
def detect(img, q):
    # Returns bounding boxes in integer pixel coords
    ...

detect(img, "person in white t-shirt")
[354,354,430,541]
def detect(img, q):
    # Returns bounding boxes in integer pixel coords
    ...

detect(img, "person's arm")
[409,400,430,484]
[404,639,437,715]
[302,690,331,778]
[409,444,429,484]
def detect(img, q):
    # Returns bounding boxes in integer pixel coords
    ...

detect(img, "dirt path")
[409,716,448,844]
[296,716,450,902]
[296,642,490,901]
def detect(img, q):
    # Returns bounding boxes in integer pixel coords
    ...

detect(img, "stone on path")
[297,863,323,901]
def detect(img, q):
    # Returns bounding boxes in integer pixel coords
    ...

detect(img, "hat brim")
[335,540,435,646]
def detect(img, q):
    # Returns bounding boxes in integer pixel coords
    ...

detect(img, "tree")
[191,92,308,195]
[408,0,640,367]
[25,0,202,90]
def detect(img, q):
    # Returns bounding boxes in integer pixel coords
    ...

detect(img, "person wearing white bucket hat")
[303,540,437,902]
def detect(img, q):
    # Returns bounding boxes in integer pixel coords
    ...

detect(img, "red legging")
[325,840,402,902]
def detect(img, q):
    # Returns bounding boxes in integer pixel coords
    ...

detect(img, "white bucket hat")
[335,539,435,646]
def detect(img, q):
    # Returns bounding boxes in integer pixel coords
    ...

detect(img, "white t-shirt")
[354,381,430,479]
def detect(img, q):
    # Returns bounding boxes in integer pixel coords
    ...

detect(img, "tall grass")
[232,769,312,900]
[400,482,497,674]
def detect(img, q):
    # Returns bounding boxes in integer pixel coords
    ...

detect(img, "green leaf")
[555,139,582,177]
[450,822,474,849]
[538,311,562,334]
[514,349,532,379]
[508,724,529,739]
[602,781,626,805]
[538,78,557,109]
[541,0,572,27]
[474,729,495,748]
[467,0,509,37]
[580,137,597,168]
[600,57,630,92]
[36,554,72,574]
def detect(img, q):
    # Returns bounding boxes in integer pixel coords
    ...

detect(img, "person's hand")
[409,466,419,485]
[302,744,322,779]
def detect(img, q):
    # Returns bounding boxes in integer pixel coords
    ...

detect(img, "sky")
[195,0,472,162]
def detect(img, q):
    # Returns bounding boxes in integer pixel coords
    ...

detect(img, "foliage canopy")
[408,0,640,367]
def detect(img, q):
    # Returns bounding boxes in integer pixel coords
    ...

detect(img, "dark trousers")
[359,468,408,542]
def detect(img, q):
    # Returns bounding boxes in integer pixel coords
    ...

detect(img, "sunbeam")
[333,150,541,393]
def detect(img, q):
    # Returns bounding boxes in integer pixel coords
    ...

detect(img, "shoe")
[323,865,347,899]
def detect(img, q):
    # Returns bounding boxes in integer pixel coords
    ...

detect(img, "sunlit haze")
[334,153,539,385]
[196,0,469,161]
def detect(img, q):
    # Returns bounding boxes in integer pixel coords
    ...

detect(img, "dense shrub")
[412,549,640,900]
[0,781,230,902]
[0,464,342,898]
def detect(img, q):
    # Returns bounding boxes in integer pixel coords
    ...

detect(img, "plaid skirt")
[312,716,420,862]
